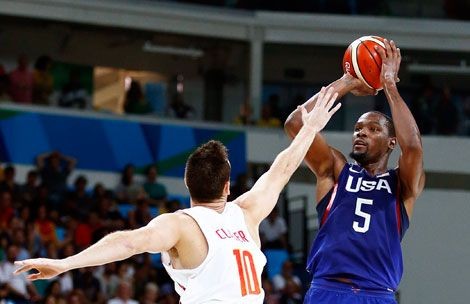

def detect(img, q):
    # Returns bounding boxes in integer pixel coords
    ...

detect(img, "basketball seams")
[360,38,383,72]
[351,40,373,89]
[360,41,382,88]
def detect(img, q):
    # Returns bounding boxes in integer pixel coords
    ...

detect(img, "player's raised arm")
[237,87,340,224]
[284,75,375,197]
[14,213,182,281]
[375,40,425,217]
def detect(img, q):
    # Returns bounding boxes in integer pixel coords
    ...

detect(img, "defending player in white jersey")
[13,87,340,303]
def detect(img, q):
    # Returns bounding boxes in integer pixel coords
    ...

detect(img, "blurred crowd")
[1,53,469,136]
[0,151,305,303]
[0,55,90,110]
[0,150,182,304]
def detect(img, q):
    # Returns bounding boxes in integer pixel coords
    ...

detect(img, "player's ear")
[184,177,188,189]
[388,137,397,150]
[224,180,230,196]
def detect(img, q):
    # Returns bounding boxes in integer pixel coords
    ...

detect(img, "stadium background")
[0,0,468,303]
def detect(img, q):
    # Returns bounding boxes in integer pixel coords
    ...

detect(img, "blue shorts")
[304,280,397,304]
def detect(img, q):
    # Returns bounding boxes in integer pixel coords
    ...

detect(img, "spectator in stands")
[257,103,282,128]
[143,165,167,203]
[164,199,182,214]
[0,64,10,101]
[74,212,103,250]
[436,85,459,135]
[128,198,152,229]
[58,69,90,109]
[140,282,159,304]
[43,280,66,304]
[8,54,33,104]
[96,263,121,300]
[124,80,152,115]
[11,228,30,261]
[272,260,302,300]
[32,55,54,105]
[19,170,39,206]
[0,244,40,303]
[0,165,20,203]
[37,150,77,204]
[66,289,88,304]
[262,277,281,304]
[279,279,303,304]
[34,205,57,246]
[0,190,14,230]
[167,94,194,119]
[234,100,255,125]
[68,175,92,218]
[108,281,138,304]
[259,207,288,249]
[115,164,145,204]
[74,267,104,303]
[228,173,249,201]
[58,243,75,295]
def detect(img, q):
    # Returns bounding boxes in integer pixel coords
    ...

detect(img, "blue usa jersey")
[307,163,409,292]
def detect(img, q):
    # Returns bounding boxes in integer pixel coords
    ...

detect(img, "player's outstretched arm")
[14,213,181,281]
[375,40,425,217]
[238,87,340,224]
[284,75,374,200]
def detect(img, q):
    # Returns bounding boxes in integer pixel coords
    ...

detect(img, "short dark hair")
[370,111,395,137]
[185,140,230,202]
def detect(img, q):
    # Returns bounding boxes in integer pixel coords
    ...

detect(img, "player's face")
[350,112,391,164]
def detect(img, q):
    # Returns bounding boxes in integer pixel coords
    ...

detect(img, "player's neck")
[191,197,228,213]
[357,158,389,177]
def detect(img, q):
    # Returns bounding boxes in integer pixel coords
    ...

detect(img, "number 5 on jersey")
[353,198,373,233]
[233,249,261,296]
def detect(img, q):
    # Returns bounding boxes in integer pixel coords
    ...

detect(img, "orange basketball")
[343,36,386,90]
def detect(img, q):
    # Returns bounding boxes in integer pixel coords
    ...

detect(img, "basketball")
[343,36,386,90]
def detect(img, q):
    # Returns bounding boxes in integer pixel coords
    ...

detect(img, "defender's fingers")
[326,92,339,110]
[315,87,327,107]
[14,264,35,275]
[328,102,342,116]
[300,105,308,120]
[27,273,43,281]
[321,87,334,108]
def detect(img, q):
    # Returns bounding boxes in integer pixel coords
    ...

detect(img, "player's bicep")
[398,149,424,199]
[135,214,182,254]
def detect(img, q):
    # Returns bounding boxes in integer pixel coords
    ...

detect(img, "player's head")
[349,111,396,165]
[185,140,231,203]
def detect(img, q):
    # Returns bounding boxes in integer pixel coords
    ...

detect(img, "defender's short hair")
[185,140,230,202]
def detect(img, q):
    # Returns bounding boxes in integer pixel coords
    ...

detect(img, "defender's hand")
[301,87,340,132]
[14,258,67,281]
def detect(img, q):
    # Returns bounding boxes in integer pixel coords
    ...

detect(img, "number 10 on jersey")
[233,249,261,296]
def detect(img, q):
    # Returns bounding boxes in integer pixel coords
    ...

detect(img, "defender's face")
[351,112,391,164]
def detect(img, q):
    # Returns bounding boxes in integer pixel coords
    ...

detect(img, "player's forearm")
[284,75,354,137]
[62,230,139,271]
[383,81,422,152]
[272,124,319,185]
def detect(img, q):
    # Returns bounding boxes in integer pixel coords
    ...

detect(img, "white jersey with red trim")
[162,202,266,304]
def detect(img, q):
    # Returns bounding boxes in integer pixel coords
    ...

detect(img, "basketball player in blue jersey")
[285,39,424,304]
